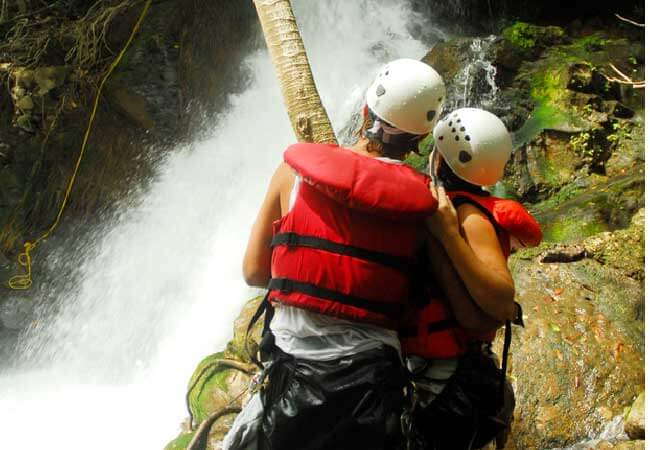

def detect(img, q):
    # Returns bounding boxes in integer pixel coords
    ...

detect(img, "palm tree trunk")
[253,0,337,144]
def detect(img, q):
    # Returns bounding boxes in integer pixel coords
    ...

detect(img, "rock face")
[501,210,644,449]
[624,392,645,440]
[0,0,258,319]
[165,296,263,450]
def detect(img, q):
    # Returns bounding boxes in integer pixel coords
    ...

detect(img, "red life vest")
[400,190,542,359]
[269,143,437,329]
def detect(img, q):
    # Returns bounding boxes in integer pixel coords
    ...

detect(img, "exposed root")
[615,13,644,28]
[187,406,242,450]
[186,358,257,430]
[605,63,645,89]
[0,0,131,71]
[64,0,131,70]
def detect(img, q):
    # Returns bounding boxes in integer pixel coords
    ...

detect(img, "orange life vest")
[400,190,542,358]
[269,143,437,329]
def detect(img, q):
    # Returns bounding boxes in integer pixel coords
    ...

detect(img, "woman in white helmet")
[224,59,493,450]
[401,108,542,450]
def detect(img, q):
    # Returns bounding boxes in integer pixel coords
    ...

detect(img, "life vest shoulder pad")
[284,143,437,219]
[448,191,542,247]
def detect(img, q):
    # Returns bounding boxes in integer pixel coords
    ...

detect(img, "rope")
[7,0,152,290]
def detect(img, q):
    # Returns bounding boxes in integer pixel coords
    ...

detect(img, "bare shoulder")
[456,202,508,269]
[271,162,296,214]
[457,202,493,233]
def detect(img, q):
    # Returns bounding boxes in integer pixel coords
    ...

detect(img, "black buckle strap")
[499,304,524,408]
[271,232,413,275]
[399,319,457,339]
[513,302,525,327]
[426,318,457,333]
[245,292,276,370]
[268,277,404,318]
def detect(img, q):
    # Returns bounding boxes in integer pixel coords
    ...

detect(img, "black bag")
[410,344,515,450]
[258,342,405,450]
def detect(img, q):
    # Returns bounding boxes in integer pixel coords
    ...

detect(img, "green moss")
[529,68,566,106]
[187,351,229,424]
[544,215,607,242]
[164,432,195,450]
[503,22,538,50]
[512,104,567,149]
[502,21,565,51]
[572,35,610,52]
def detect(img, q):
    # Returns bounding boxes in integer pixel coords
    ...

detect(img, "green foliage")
[530,68,565,105]
[544,213,607,242]
[187,351,229,424]
[503,22,538,50]
[569,132,591,155]
[573,35,610,51]
[502,21,565,51]
[607,121,633,144]
[512,104,567,149]
[404,134,434,173]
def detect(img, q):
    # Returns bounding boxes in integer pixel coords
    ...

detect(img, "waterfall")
[448,36,499,109]
[0,2,435,449]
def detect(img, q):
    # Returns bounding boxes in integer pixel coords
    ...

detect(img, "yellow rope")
[7,0,152,290]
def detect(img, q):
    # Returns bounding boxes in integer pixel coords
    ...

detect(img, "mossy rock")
[226,295,264,362]
[504,231,644,449]
[584,209,645,281]
[531,172,644,242]
[502,22,566,54]
[186,351,254,427]
[624,391,645,440]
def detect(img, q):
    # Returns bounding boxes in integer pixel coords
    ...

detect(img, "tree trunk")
[253,0,337,144]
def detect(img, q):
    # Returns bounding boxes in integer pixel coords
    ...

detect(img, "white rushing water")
[0,2,433,449]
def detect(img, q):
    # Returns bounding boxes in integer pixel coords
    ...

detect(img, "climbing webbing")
[7,0,153,290]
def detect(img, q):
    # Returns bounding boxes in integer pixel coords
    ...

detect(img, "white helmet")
[433,108,512,186]
[366,58,446,135]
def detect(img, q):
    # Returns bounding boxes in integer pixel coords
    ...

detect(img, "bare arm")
[426,186,516,322]
[242,162,295,287]
[425,232,502,331]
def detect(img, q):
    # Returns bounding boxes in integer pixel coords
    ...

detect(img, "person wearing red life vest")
[224,59,493,450]
[401,108,542,450]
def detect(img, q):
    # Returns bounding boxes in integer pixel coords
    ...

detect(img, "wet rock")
[499,22,567,61]
[540,245,588,263]
[612,441,645,450]
[185,351,253,427]
[167,296,263,450]
[0,296,34,330]
[15,95,34,111]
[106,85,155,130]
[624,392,644,439]
[568,63,596,93]
[31,66,70,96]
[583,209,644,281]
[226,296,263,362]
[422,37,485,84]
[504,231,644,449]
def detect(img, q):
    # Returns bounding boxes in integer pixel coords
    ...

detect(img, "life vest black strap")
[271,232,413,274]
[451,194,502,235]
[499,302,524,408]
[399,318,458,338]
[268,277,404,318]
[427,318,457,333]
[245,291,276,370]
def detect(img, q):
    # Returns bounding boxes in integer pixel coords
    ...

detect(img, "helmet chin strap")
[364,108,420,147]
[429,147,441,187]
